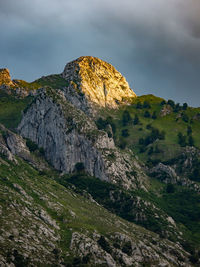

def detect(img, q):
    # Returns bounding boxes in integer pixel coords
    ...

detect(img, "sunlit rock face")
[0,68,15,87]
[62,56,136,110]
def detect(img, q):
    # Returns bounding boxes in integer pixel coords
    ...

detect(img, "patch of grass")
[0,92,33,129]
[15,74,69,90]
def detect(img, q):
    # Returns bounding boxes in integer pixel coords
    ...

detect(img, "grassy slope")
[14,74,68,90]
[99,94,200,162]
[0,85,200,260]
[0,91,33,130]
[62,173,200,250]
[0,157,167,265]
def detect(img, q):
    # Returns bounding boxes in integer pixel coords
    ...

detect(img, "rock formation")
[18,87,147,190]
[62,56,136,113]
[0,68,15,87]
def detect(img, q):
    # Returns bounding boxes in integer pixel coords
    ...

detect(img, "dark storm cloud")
[0,0,200,106]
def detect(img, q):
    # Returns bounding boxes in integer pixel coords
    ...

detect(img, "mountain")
[0,56,200,266]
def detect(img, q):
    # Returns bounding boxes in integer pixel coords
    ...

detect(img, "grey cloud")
[0,0,200,106]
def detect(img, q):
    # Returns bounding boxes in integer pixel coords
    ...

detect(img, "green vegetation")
[15,74,68,90]
[26,138,38,152]
[99,94,200,163]
[0,91,33,129]
[57,172,200,252]
[1,83,200,263]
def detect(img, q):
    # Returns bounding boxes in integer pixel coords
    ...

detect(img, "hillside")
[0,57,200,266]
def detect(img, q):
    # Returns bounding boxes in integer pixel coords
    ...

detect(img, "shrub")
[182,113,189,123]
[139,138,144,145]
[119,139,127,149]
[96,117,108,130]
[98,236,112,253]
[136,102,142,109]
[178,132,186,147]
[122,110,131,126]
[188,135,194,146]
[144,110,151,118]
[122,241,132,256]
[133,114,139,125]
[166,184,175,193]
[121,129,129,137]
[26,139,38,152]
[187,126,192,135]
[146,124,152,130]
[148,147,154,155]
[74,162,85,172]
[39,147,45,155]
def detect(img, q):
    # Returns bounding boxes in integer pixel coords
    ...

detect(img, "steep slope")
[1,57,200,266]
[0,136,193,266]
[18,87,147,190]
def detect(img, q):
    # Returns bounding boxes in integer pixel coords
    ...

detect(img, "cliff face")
[17,57,144,189]
[18,87,147,189]
[62,56,136,113]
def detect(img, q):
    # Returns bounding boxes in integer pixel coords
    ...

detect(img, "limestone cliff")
[18,87,147,190]
[62,56,136,113]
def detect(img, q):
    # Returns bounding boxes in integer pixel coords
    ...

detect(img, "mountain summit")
[0,68,15,87]
[62,56,136,108]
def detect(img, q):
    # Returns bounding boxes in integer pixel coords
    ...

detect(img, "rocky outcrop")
[18,87,147,189]
[0,68,15,87]
[0,155,193,267]
[0,124,30,163]
[62,56,136,113]
[0,124,49,170]
[70,231,191,267]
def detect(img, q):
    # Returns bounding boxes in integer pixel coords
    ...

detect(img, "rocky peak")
[62,56,136,108]
[0,68,15,87]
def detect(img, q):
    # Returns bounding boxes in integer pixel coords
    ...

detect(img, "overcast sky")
[0,0,200,106]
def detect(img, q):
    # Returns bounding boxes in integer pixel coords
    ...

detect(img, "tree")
[136,102,142,109]
[187,126,192,135]
[144,110,151,118]
[143,101,151,108]
[122,110,131,126]
[121,129,129,137]
[152,111,157,119]
[182,113,189,123]
[160,100,166,106]
[133,114,139,125]
[174,103,181,113]
[188,135,194,146]
[183,103,188,110]
[119,139,127,149]
[178,132,186,147]
[167,99,175,108]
